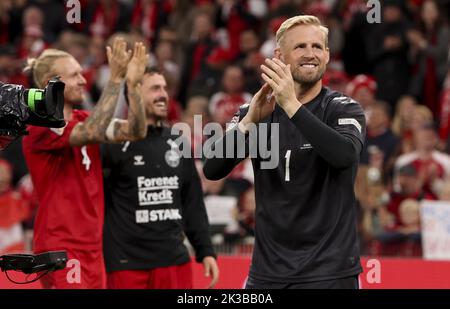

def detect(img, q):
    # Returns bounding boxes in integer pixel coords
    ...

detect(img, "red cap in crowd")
[345,74,377,97]
[323,70,349,86]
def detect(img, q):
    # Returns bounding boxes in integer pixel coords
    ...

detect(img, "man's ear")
[274,48,284,62]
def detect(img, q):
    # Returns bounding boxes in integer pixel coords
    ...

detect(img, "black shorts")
[245,275,359,289]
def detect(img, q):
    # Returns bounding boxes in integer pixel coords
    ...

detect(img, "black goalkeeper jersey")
[204,87,366,282]
[102,126,215,272]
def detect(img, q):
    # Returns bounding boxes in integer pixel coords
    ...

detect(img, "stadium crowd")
[1,0,450,259]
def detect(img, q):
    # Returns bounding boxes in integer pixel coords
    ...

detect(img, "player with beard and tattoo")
[102,67,219,289]
[203,15,366,289]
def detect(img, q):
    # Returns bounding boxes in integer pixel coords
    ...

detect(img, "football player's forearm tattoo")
[119,84,146,140]
[71,80,121,144]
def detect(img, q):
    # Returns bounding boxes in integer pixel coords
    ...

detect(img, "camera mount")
[0,251,68,284]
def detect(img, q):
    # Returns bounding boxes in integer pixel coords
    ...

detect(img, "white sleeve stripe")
[106,118,123,141]
[332,96,355,104]
[338,118,361,133]
[49,122,67,136]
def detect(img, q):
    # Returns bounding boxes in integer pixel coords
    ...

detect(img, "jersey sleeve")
[231,103,249,124]
[290,96,366,169]
[181,156,216,262]
[24,110,90,152]
[24,120,77,152]
[203,103,250,180]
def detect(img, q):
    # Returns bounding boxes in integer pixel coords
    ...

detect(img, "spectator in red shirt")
[373,196,422,257]
[22,39,148,289]
[394,124,450,200]
[387,163,433,226]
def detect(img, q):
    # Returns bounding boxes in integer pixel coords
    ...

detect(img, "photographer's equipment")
[0,77,66,150]
[0,251,68,284]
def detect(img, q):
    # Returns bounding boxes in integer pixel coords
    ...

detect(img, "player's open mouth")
[154,101,166,108]
[300,63,318,68]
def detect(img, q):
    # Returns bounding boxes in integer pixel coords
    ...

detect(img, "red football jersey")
[22,110,104,253]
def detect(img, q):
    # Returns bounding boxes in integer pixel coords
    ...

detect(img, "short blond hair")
[24,49,72,88]
[276,15,329,47]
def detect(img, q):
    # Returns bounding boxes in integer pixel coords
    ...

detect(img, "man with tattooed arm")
[22,38,148,288]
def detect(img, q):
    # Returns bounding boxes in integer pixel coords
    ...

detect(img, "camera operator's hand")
[106,37,132,83]
[126,42,149,87]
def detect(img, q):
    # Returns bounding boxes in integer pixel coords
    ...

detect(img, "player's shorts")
[40,249,106,289]
[107,261,193,289]
[245,275,359,289]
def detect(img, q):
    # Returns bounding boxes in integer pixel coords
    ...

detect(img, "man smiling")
[103,67,218,289]
[203,15,366,289]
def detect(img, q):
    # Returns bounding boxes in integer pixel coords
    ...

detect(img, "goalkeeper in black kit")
[203,15,366,289]
[102,67,219,289]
